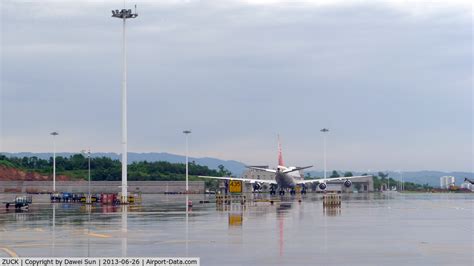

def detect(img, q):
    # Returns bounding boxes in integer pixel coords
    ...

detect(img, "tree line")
[0,154,433,191]
[0,154,228,184]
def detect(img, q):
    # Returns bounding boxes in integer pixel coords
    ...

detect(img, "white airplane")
[200,137,371,195]
[464,178,474,185]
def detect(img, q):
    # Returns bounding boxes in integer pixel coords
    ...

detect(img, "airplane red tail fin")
[278,135,284,166]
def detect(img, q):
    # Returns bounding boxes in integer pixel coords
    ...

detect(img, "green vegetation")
[0,154,435,192]
[369,171,433,191]
[0,154,227,188]
[0,159,17,169]
[302,169,433,191]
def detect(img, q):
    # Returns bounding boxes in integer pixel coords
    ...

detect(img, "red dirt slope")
[0,165,70,181]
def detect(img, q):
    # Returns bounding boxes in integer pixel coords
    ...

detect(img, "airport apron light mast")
[50,131,59,192]
[320,128,329,179]
[183,130,192,193]
[82,149,92,204]
[112,7,138,204]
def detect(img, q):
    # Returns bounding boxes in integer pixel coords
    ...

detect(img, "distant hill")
[3,152,471,187]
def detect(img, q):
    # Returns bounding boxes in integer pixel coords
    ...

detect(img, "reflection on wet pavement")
[0,193,473,265]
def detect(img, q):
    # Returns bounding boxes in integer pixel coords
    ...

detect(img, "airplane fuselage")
[275,171,297,190]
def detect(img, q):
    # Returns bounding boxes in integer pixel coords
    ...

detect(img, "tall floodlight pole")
[82,149,91,203]
[183,130,192,193]
[320,128,329,179]
[397,170,403,192]
[112,8,138,204]
[401,170,404,192]
[50,132,59,192]
[88,149,91,199]
[388,173,390,191]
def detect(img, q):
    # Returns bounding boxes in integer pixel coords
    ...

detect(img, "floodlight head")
[320,128,329,133]
[50,132,59,136]
[183,130,192,134]
[111,8,138,19]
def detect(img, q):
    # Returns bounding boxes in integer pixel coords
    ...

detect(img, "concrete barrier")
[0,180,205,194]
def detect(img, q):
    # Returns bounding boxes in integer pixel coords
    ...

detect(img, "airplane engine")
[301,184,307,194]
[318,183,327,190]
[253,182,262,191]
[344,180,352,188]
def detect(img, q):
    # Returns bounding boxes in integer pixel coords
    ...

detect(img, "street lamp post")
[397,170,403,192]
[183,130,192,193]
[82,149,91,203]
[401,170,404,192]
[387,175,390,191]
[320,128,329,179]
[112,8,138,204]
[50,132,59,192]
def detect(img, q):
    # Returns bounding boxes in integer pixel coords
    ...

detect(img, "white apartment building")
[440,176,455,189]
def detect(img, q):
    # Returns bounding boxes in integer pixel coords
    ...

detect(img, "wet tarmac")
[0,193,473,265]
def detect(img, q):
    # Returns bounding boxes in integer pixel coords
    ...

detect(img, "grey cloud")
[1,1,471,171]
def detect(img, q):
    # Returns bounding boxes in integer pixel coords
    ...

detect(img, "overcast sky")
[1,0,472,172]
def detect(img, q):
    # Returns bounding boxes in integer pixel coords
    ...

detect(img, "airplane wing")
[295,175,372,184]
[246,165,269,169]
[245,166,277,173]
[282,166,313,174]
[198,176,277,184]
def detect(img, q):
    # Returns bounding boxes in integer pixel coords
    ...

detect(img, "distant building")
[324,176,374,193]
[241,168,276,181]
[440,176,455,189]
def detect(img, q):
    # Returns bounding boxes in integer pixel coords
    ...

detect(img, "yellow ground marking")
[86,232,111,238]
[34,228,44,232]
[0,247,18,257]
